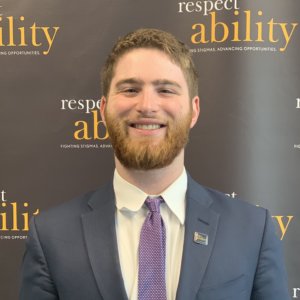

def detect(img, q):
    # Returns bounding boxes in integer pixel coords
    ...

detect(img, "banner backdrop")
[0,0,299,299]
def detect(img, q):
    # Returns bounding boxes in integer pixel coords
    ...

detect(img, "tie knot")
[145,197,163,213]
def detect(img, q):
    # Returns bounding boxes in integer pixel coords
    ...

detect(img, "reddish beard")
[104,110,192,170]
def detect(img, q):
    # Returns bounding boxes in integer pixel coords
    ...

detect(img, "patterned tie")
[138,197,167,300]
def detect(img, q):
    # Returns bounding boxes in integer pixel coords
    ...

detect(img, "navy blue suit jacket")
[20,176,290,299]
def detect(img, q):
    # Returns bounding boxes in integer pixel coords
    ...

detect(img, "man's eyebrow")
[114,78,182,90]
[152,79,182,89]
[115,78,144,89]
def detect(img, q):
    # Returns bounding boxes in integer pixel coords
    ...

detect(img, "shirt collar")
[113,168,187,225]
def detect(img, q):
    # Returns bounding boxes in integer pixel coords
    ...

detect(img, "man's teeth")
[134,124,161,130]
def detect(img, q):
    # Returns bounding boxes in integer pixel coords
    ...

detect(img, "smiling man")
[20,29,289,300]
[102,47,198,177]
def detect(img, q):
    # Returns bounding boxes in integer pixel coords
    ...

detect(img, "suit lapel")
[81,183,128,300]
[176,177,220,300]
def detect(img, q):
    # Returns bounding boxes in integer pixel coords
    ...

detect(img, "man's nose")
[135,89,159,114]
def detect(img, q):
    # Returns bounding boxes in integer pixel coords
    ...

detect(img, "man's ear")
[190,96,200,128]
[100,96,107,126]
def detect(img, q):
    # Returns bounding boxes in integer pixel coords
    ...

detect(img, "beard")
[104,110,192,170]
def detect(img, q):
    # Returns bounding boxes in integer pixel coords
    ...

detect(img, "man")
[20,28,290,300]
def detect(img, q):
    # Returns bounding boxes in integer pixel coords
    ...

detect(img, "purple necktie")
[138,197,167,300]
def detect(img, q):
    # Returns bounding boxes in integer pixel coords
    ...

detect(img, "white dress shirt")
[114,168,187,300]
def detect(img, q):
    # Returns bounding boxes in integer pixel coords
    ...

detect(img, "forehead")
[111,48,188,88]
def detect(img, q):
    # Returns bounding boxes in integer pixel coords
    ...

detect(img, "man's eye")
[159,89,174,94]
[123,88,138,94]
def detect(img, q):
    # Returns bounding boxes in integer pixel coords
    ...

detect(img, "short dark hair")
[101,28,199,98]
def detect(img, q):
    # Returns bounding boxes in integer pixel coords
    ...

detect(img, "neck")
[115,151,185,195]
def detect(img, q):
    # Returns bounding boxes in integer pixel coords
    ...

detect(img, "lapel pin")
[193,232,208,246]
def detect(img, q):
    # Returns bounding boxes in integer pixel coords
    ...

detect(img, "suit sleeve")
[251,209,291,300]
[19,217,59,300]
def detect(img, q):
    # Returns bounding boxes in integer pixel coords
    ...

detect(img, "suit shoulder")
[34,182,113,226]
[207,186,264,213]
[189,179,270,241]
[188,177,267,218]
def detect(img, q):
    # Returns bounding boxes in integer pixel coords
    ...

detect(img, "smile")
[130,123,166,130]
